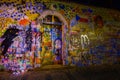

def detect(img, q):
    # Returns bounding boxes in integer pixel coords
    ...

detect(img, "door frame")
[37,10,68,65]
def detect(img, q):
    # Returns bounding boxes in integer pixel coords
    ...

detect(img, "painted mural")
[0,0,120,74]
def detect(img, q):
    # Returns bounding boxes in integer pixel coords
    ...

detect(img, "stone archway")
[38,10,68,26]
[38,10,68,65]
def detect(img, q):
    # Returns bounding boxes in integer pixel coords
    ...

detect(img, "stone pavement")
[0,65,79,80]
[0,64,120,80]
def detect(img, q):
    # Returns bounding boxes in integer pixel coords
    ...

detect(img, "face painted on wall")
[94,15,104,28]
[70,33,81,49]
[55,39,61,49]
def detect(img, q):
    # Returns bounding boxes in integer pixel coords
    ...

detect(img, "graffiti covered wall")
[0,0,120,68]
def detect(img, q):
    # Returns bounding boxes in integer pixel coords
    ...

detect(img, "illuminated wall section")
[0,0,120,69]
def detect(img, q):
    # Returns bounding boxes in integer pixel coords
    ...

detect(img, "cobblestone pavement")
[0,69,79,80]
[0,65,120,80]
[0,65,79,80]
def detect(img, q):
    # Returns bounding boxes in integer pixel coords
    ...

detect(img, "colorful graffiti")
[0,0,120,74]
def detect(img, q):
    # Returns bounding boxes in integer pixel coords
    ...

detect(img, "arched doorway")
[37,10,68,65]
